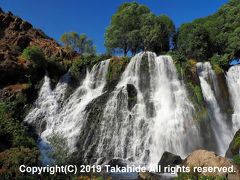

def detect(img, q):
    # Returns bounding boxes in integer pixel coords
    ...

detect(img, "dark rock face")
[139,53,156,118]
[107,158,127,167]
[127,84,137,110]
[158,151,182,172]
[74,93,110,164]
[226,129,240,158]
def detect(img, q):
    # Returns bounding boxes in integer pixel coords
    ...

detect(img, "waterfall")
[25,60,110,154]
[226,65,240,133]
[94,52,200,166]
[196,62,232,155]
[25,53,201,166]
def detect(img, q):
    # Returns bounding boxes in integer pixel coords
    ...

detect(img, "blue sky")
[0,0,228,53]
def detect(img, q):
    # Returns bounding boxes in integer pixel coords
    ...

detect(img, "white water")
[226,65,240,133]
[25,53,202,166]
[196,62,232,155]
[95,52,200,166]
[25,60,110,154]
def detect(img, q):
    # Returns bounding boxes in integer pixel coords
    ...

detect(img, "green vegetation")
[0,147,39,178]
[177,24,211,61]
[175,172,194,180]
[70,54,111,80]
[22,46,46,67]
[105,2,175,55]
[187,82,203,105]
[176,172,227,180]
[47,133,70,165]
[177,0,240,68]
[233,155,240,165]
[0,95,38,178]
[61,32,96,55]
[107,56,130,81]
[0,101,36,149]
[233,136,240,150]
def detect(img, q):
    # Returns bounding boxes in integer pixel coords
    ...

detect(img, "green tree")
[141,14,175,54]
[177,24,211,61]
[227,27,240,56]
[105,2,175,55]
[176,0,240,64]
[60,32,96,55]
[105,2,150,55]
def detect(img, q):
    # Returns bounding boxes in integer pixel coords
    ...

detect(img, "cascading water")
[226,65,240,133]
[93,52,201,166]
[196,62,232,155]
[25,60,110,156]
[25,53,202,167]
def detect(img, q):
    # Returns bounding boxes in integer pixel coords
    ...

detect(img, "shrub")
[233,155,240,165]
[107,56,130,81]
[175,172,194,180]
[187,82,203,105]
[70,54,111,80]
[233,136,240,150]
[22,46,46,67]
[0,147,39,178]
[47,133,70,165]
[0,102,36,149]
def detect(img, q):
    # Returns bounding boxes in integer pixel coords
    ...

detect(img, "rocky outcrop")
[226,129,240,158]
[0,9,75,89]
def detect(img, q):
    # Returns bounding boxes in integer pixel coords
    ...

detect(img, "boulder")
[158,151,182,173]
[183,150,238,177]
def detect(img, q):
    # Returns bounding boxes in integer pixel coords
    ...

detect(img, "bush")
[22,46,46,67]
[187,82,203,105]
[175,172,194,180]
[107,56,130,81]
[0,147,39,178]
[209,55,224,74]
[0,102,36,149]
[233,155,240,165]
[47,133,70,165]
[233,136,240,150]
[70,54,111,80]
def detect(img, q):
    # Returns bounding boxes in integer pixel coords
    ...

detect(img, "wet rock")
[127,84,137,110]
[107,158,127,167]
[158,151,183,173]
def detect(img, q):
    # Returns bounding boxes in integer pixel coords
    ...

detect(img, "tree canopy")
[60,32,96,55]
[177,0,240,63]
[105,2,175,56]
